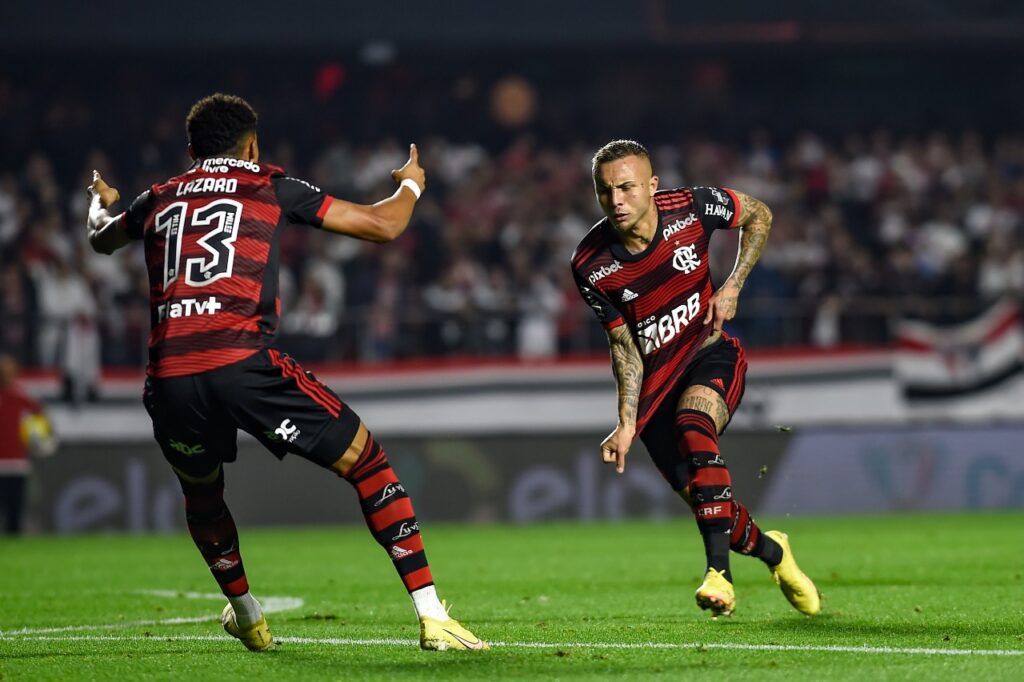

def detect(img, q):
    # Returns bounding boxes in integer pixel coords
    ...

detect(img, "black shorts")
[639,334,748,491]
[143,348,361,479]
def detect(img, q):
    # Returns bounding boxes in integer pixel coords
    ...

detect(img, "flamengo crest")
[672,243,700,273]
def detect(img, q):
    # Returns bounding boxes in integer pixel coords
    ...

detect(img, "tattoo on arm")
[727,190,772,290]
[607,325,643,427]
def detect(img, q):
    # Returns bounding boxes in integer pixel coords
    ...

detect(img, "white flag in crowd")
[896,299,1024,399]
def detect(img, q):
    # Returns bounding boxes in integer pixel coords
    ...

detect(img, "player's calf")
[334,424,487,648]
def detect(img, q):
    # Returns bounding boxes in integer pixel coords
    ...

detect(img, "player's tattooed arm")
[608,324,642,427]
[703,190,772,333]
[601,324,643,473]
[726,190,773,291]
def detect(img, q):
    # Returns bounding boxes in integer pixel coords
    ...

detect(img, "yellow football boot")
[694,568,736,617]
[765,530,821,615]
[221,603,274,652]
[419,601,489,651]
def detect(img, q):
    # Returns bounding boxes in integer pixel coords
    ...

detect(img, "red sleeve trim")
[724,188,742,229]
[315,196,334,221]
[603,317,626,331]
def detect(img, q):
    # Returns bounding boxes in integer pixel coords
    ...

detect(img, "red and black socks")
[731,502,783,567]
[676,409,734,581]
[178,469,249,598]
[342,434,434,593]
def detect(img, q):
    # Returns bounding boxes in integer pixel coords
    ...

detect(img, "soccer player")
[85,94,487,651]
[571,139,820,618]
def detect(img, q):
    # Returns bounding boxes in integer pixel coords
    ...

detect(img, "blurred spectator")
[1,66,1022,368]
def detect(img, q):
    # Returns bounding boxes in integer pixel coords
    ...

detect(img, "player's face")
[594,155,658,232]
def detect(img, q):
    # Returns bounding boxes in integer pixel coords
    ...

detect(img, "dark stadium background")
[1,1,1022,531]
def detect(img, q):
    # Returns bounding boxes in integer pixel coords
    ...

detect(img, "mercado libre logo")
[862,438,947,510]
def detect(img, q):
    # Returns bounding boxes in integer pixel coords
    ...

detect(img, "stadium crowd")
[1,78,1022,399]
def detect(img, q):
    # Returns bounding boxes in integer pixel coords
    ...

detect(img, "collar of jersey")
[607,205,664,262]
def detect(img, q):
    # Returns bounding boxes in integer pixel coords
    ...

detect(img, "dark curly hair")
[185,93,258,157]
[592,139,650,175]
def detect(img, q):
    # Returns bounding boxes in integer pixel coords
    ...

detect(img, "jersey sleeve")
[572,269,624,330]
[122,189,155,240]
[691,186,742,236]
[272,175,333,228]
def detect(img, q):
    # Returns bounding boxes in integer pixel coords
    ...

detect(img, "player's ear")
[649,174,659,195]
[187,144,197,161]
[248,134,260,163]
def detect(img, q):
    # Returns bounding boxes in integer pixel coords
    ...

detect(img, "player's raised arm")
[319,144,426,243]
[600,324,643,474]
[86,171,132,255]
[703,190,773,333]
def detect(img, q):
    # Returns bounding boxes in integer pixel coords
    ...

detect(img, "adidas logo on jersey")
[621,288,639,302]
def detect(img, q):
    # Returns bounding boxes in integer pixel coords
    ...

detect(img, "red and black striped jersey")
[122,157,334,378]
[570,186,743,433]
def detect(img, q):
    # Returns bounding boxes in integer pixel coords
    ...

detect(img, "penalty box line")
[2,634,1022,658]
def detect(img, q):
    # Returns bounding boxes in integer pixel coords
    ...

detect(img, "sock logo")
[713,486,733,501]
[390,544,413,559]
[375,482,406,507]
[710,377,725,390]
[391,521,419,541]
[210,557,239,571]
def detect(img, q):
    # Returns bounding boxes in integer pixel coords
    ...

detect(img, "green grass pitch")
[1,513,1022,680]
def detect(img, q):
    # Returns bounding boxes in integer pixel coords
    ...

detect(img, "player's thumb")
[703,301,714,325]
[616,449,626,474]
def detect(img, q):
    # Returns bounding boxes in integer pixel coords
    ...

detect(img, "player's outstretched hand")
[88,171,120,209]
[391,144,425,194]
[703,279,741,334]
[600,423,635,474]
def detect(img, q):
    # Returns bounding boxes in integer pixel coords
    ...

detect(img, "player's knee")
[329,421,370,478]
[175,465,225,504]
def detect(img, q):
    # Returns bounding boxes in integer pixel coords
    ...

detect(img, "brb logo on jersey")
[637,292,701,355]
[672,244,701,273]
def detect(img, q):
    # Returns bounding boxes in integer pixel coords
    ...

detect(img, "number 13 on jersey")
[154,199,242,290]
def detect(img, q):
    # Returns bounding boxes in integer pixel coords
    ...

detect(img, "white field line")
[0,592,304,636]
[1,634,1021,658]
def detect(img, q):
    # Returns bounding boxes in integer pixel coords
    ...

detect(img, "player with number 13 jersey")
[85,93,487,652]
[122,156,334,377]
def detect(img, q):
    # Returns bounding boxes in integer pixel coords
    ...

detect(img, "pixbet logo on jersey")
[662,213,697,240]
[157,297,222,323]
[587,260,622,284]
[637,292,701,355]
